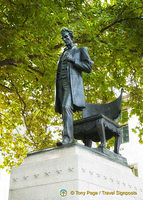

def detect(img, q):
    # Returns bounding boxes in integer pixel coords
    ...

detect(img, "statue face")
[61,32,73,47]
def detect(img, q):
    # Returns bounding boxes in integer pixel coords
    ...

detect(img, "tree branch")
[11,83,26,115]
[0,84,13,92]
[10,81,39,147]
[7,0,16,5]
[100,16,143,33]
[28,55,43,59]
[28,65,44,76]
[0,59,17,67]
[0,58,44,76]
[9,81,26,124]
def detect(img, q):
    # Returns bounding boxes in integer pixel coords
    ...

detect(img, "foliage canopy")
[0,0,143,170]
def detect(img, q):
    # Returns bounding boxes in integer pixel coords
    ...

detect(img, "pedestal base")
[9,143,143,200]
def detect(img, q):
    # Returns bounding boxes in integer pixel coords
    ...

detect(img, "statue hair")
[61,27,74,40]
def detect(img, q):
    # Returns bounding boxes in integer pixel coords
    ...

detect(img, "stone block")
[9,143,143,200]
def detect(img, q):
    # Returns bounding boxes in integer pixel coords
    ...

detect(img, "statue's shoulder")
[73,46,88,53]
[74,46,87,50]
[80,46,88,50]
[79,47,90,58]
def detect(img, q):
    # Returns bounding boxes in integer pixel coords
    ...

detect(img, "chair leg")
[83,139,92,147]
[96,118,106,148]
[114,135,121,154]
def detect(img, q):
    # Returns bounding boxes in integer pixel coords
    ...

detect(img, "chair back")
[82,89,123,121]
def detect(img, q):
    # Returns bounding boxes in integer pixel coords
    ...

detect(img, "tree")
[0,0,143,170]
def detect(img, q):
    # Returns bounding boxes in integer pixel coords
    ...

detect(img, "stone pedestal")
[9,143,143,200]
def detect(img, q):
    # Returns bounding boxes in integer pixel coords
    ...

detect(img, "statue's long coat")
[55,46,92,114]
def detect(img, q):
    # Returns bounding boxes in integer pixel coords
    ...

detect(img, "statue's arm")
[74,47,93,73]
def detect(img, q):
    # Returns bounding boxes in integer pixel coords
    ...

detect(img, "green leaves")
[0,0,143,170]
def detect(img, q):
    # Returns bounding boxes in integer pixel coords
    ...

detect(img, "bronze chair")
[74,89,123,154]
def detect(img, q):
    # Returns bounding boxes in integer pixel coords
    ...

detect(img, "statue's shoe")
[98,143,106,148]
[57,137,74,146]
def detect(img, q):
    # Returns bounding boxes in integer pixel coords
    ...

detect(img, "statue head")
[61,27,74,41]
[61,27,74,48]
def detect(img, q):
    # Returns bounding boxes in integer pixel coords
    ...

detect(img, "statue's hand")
[66,54,75,63]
